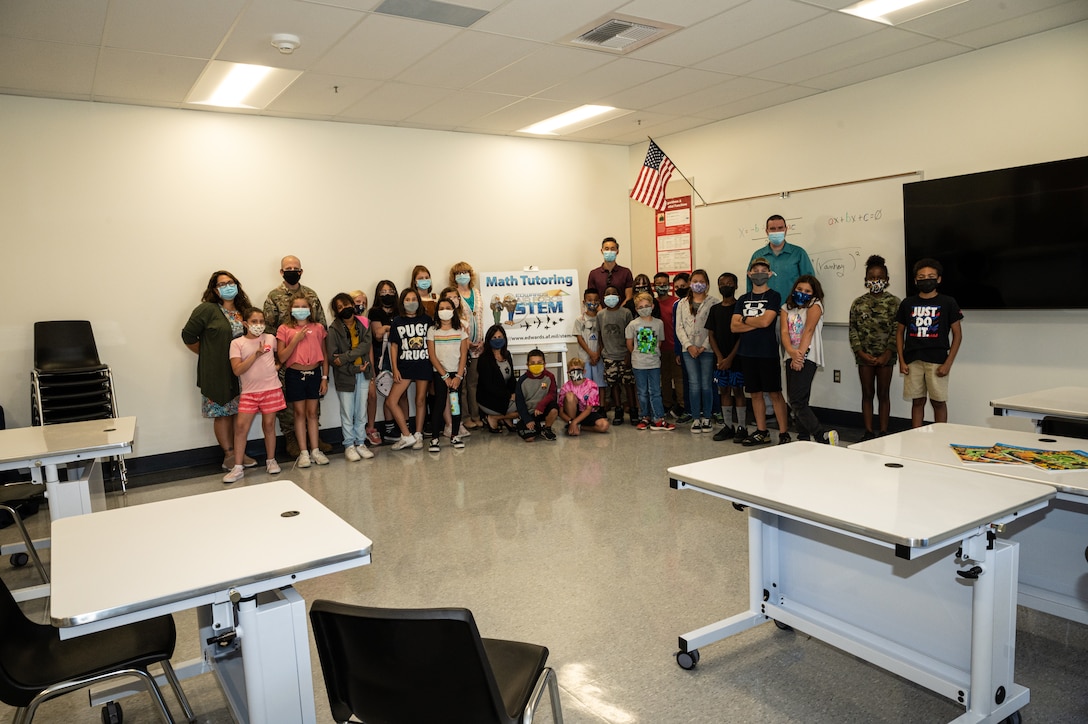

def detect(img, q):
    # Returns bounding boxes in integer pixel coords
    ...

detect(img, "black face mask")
[634,286,650,295]
[719,285,736,299]
[379,293,397,307]
[675,287,689,299]
[916,279,939,293]
[354,304,366,314]
[337,307,355,320]
[282,270,302,285]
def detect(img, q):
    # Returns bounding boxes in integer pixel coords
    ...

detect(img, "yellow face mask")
[528,363,545,376]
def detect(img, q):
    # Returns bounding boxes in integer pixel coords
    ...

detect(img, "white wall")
[0,98,630,456]
[632,21,1088,430]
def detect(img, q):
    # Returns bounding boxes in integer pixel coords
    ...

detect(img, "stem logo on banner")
[480,269,579,343]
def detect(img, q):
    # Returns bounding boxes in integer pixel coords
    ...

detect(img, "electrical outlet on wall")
[833,370,841,383]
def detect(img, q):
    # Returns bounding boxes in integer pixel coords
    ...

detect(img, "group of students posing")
[572,251,963,447]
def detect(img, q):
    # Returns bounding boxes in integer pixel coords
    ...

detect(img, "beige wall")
[1,98,629,455]
[629,21,1088,428]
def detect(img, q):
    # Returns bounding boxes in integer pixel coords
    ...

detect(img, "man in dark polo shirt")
[587,237,634,305]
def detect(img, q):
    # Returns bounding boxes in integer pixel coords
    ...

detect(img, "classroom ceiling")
[2,0,1085,145]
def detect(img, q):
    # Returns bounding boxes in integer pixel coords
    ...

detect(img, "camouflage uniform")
[264,283,328,454]
[848,292,900,365]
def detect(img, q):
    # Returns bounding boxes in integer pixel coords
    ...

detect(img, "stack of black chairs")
[30,321,127,492]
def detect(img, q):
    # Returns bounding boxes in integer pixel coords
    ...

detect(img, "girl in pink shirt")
[277,293,329,468]
[225,308,285,482]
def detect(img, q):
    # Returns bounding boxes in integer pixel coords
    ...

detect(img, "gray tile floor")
[3,424,1087,723]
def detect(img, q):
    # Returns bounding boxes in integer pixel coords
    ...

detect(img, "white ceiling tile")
[0,0,108,45]
[0,37,98,96]
[615,0,747,27]
[532,58,675,104]
[946,1,1088,48]
[696,83,822,121]
[338,81,452,121]
[563,111,675,141]
[403,90,520,127]
[311,13,460,80]
[396,30,541,89]
[644,76,783,116]
[93,49,206,102]
[602,68,733,109]
[753,27,931,84]
[460,97,580,132]
[266,73,382,114]
[689,0,829,69]
[900,0,1074,40]
[216,0,366,69]
[297,0,384,10]
[606,114,714,144]
[471,0,628,42]
[469,45,614,96]
[629,1,786,66]
[802,41,970,90]
[103,0,248,58]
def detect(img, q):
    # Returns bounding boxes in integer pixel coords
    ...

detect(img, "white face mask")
[438,309,454,321]
[248,323,265,336]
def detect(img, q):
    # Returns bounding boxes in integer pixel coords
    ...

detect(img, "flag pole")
[648,136,708,207]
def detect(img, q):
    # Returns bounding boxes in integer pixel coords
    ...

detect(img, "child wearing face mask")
[514,350,559,442]
[849,255,901,440]
[623,274,661,319]
[426,297,469,452]
[327,293,375,462]
[388,288,433,450]
[597,284,635,425]
[574,289,606,391]
[626,293,674,431]
[367,280,398,445]
[558,358,610,436]
[277,293,329,468]
[780,276,838,446]
[225,308,285,483]
[410,264,438,317]
[707,273,748,442]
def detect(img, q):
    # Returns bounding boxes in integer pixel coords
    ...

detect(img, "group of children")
[568,253,962,447]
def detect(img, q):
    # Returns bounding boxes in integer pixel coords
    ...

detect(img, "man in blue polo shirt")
[746,215,815,298]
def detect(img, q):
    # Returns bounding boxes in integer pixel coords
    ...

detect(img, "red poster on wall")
[655,195,692,275]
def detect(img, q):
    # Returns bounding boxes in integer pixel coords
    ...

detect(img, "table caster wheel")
[773,619,793,632]
[101,701,123,724]
[10,552,29,568]
[676,649,700,670]
[1000,712,1022,724]
[731,502,747,512]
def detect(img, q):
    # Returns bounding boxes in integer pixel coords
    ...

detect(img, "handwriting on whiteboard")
[810,248,863,278]
[825,209,883,225]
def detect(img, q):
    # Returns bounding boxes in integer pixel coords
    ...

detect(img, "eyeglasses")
[216,281,236,288]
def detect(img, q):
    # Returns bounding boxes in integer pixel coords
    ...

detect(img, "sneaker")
[366,428,383,446]
[297,450,312,468]
[345,445,362,462]
[650,419,676,431]
[429,438,440,453]
[778,432,793,445]
[442,425,453,438]
[242,455,257,468]
[824,430,840,447]
[713,424,734,442]
[358,444,374,459]
[733,426,748,444]
[458,424,471,437]
[742,430,772,446]
[712,412,725,425]
[540,428,556,442]
[222,465,245,484]
[636,418,651,431]
[266,459,281,475]
[691,420,702,434]
[859,430,876,442]
[412,432,424,450]
[391,435,415,451]
[451,435,466,448]
[676,412,694,424]
[701,419,713,432]
[613,407,624,426]
[311,449,330,465]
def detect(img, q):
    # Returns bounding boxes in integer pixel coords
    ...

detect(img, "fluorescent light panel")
[187,61,302,109]
[519,105,630,136]
[841,0,970,25]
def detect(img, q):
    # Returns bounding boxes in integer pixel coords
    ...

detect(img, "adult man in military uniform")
[264,255,331,457]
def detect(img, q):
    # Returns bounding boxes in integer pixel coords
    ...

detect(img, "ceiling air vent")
[565,15,678,54]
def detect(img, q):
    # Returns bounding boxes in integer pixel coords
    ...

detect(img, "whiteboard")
[693,174,918,324]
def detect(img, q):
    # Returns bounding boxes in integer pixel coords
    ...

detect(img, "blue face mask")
[455,273,471,286]
[792,290,813,306]
[416,278,431,290]
[489,337,505,350]
[291,307,311,320]
[604,295,620,308]
[217,283,238,301]
[603,250,618,263]
[768,231,786,246]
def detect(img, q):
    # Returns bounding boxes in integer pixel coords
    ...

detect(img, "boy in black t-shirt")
[731,258,788,446]
[707,272,747,441]
[896,258,964,428]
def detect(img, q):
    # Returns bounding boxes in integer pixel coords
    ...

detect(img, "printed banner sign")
[656,195,693,274]
[480,269,579,344]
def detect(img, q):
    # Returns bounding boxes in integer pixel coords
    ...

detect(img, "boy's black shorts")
[739,356,782,394]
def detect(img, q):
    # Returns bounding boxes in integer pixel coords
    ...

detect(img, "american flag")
[630,141,675,211]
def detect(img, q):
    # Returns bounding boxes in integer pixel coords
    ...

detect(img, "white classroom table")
[0,416,134,601]
[669,443,1055,724]
[851,423,1088,625]
[50,480,373,724]
[990,386,1088,433]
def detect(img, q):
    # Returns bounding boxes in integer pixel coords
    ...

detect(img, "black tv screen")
[903,156,1088,309]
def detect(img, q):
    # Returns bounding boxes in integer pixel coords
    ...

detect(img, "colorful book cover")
[948,444,1024,465]
[991,444,1088,472]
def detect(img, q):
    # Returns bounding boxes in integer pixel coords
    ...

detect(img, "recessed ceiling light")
[518,105,631,136]
[187,61,302,109]
[841,0,970,25]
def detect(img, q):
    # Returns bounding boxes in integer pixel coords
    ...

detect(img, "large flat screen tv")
[902,156,1088,310]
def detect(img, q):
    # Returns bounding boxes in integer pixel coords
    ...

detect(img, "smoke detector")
[271,33,301,54]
